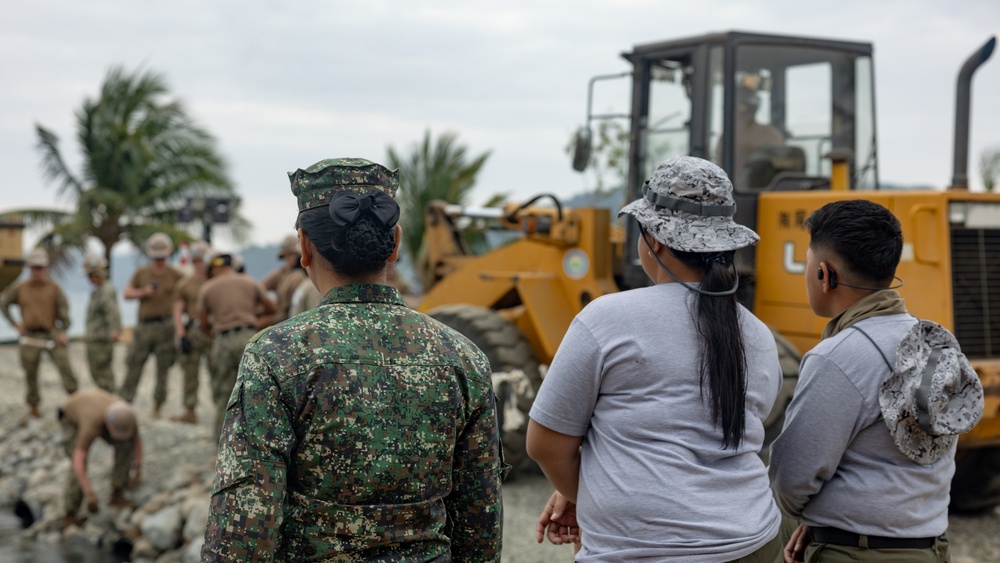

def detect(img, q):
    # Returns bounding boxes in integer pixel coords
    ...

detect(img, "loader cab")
[619,31,877,290]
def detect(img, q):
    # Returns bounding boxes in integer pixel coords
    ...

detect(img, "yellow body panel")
[419,208,619,365]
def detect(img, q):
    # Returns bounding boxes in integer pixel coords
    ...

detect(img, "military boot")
[151,404,162,419]
[18,406,41,426]
[108,489,135,510]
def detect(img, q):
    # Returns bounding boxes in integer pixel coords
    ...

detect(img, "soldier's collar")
[318,283,405,307]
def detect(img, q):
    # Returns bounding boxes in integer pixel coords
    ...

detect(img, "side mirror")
[571,127,593,172]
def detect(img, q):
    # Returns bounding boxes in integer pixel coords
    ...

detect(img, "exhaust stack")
[950,36,996,190]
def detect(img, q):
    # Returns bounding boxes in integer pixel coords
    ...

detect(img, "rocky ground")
[0,342,996,562]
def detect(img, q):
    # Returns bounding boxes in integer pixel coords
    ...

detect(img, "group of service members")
[0,233,307,522]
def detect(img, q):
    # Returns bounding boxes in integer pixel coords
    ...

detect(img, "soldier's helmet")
[105,401,137,441]
[145,233,174,259]
[82,253,108,276]
[189,241,211,262]
[278,234,299,259]
[26,248,49,268]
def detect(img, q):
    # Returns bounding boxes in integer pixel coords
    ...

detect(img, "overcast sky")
[3,0,998,251]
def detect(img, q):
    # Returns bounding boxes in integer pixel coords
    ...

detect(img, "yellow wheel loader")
[419,31,1000,511]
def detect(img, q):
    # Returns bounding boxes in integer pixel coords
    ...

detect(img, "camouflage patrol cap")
[26,248,49,267]
[619,156,759,252]
[82,253,108,276]
[289,158,399,212]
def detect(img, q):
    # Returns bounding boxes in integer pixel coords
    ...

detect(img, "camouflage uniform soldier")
[0,248,78,422]
[120,233,184,417]
[197,253,275,439]
[172,241,212,424]
[260,234,307,324]
[203,158,505,561]
[83,254,122,392]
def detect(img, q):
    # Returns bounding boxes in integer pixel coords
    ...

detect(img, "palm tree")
[387,130,491,267]
[7,66,242,273]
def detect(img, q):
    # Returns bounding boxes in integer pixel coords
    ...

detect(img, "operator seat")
[738,145,807,190]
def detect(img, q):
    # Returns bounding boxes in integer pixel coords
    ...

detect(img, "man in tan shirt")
[172,241,211,424]
[59,388,142,528]
[0,248,78,422]
[260,234,307,325]
[120,233,184,417]
[198,253,276,439]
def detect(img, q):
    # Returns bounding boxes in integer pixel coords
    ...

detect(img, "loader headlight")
[948,202,968,225]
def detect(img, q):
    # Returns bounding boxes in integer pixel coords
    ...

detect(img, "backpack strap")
[848,325,894,372]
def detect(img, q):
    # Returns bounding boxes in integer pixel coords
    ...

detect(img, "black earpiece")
[817,266,838,289]
[819,263,903,291]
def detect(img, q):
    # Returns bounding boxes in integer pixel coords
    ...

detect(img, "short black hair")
[806,200,902,284]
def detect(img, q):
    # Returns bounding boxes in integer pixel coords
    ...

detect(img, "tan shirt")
[198,273,269,332]
[274,268,307,323]
[62,389,120,450]
[130,266,184,319]
[0,279,70,331]
[175,275,208,320]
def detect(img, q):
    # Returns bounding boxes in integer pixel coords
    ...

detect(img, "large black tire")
[429,305,543,478]
[950,446,1000,513]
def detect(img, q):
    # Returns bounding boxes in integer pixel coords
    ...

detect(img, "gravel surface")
[0,341,997,562]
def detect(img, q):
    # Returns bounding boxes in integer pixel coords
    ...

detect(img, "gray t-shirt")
[769,314,953,538]
[530,283,783,562]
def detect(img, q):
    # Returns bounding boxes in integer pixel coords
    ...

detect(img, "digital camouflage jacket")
[202,283,504,562]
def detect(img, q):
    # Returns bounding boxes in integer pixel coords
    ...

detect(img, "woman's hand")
[535,491,581,546]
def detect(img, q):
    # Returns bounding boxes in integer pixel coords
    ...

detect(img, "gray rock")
[141,505,182,552]
[183,538,204,563]
[181,495,210,543]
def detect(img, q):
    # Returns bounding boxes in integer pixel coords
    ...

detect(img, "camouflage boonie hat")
[880,320,984,465]
[619,156,759,252]
[289,158,399,212]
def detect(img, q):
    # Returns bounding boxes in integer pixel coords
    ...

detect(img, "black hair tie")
[702,252,728,266]
[328,191,401,232]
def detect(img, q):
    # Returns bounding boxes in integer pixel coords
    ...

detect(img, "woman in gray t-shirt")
[527,156,783,563]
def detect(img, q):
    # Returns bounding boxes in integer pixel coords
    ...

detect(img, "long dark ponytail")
[672,249,747,449]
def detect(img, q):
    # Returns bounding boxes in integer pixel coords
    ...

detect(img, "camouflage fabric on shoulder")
[202,283,504,561]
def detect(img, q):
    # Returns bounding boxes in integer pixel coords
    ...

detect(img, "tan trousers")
[86,340,116,393]
[119,319,176,405]
[21,331,77,406]
[178,326,213,410]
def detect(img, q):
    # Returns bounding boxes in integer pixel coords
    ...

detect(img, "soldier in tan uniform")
[83,254,122,393]
[172,241,211,424]
[120,233,184,417]
[59,388,142,528]
[260,234,307,325]
[198,253,275,439]
[0,248,78,422]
